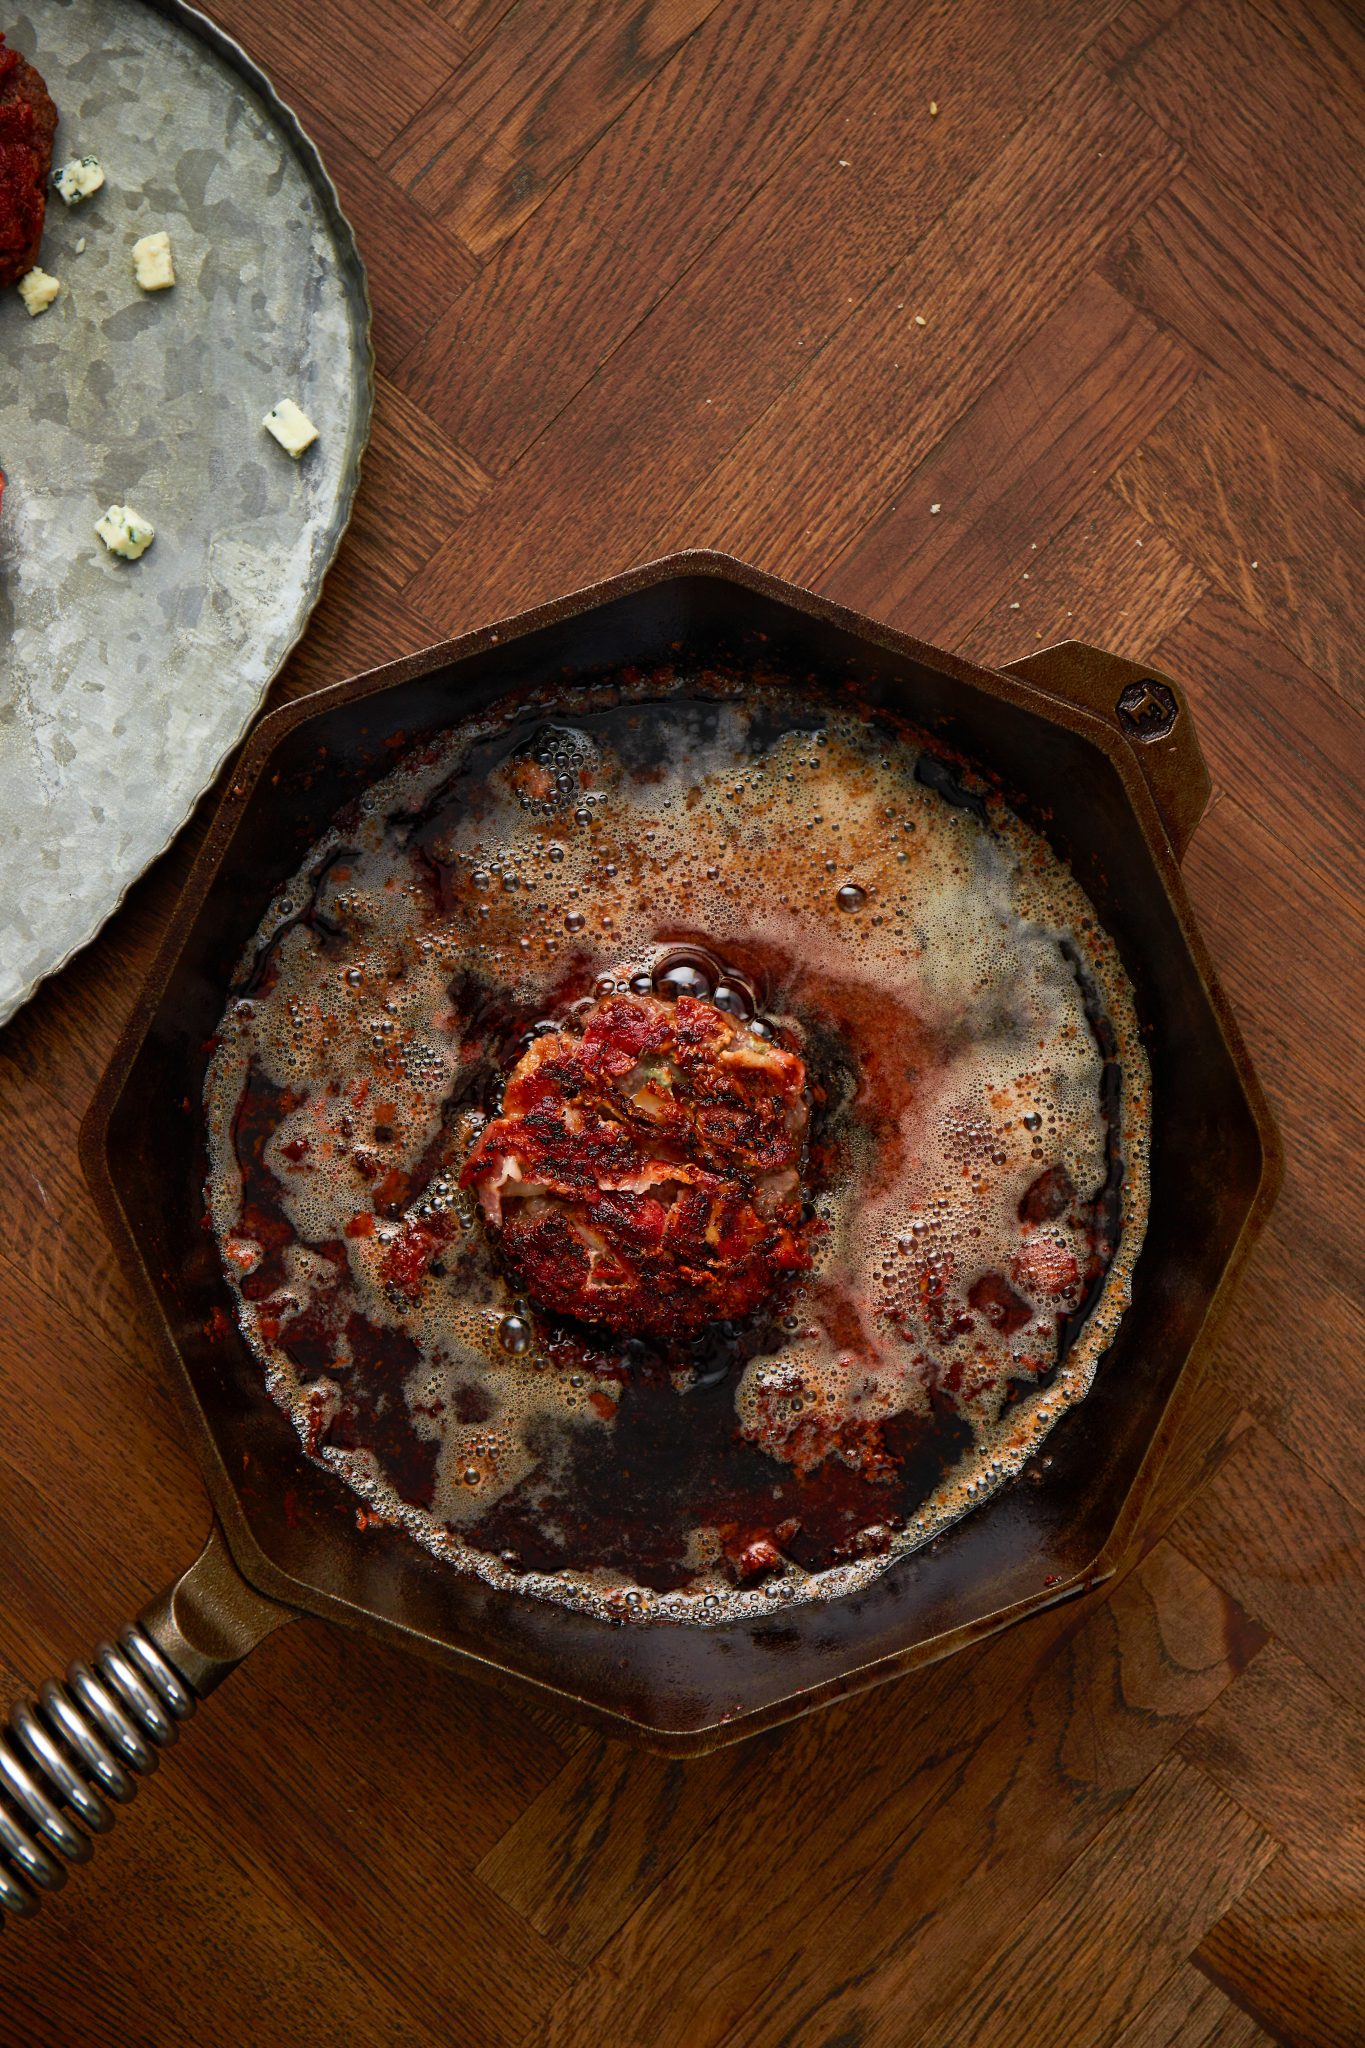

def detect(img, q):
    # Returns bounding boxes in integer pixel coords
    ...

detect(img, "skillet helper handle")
[999,640,1211,862]
[0,1526,293,1926]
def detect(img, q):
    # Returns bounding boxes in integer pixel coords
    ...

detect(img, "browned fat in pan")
[84,559,1275,1747]
[201,668,1150,1625]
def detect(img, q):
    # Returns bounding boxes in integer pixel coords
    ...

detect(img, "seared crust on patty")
[461,993,811,1338]
[0,35,57,289]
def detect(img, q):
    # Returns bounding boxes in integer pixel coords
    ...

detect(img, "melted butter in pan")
[204,671,1151,1624]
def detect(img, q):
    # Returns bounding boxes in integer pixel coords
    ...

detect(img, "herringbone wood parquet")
[2,1,1362,2042]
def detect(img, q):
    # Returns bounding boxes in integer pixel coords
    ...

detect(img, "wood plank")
[1109,1962,1277,2048]
[0,1393,576,1832]
[918,1755,1275,2048]
[1204,1230,1365,1519]
[4,0,1363,2032]
[1153,592,1365,895]
[395,0,920,474]
[723,1544,1266,2048]
[822,273,1199,641]
[1179,791,1365,1269]
[664,62,1183,579]
[295,106,482,370]
[521,1600,1086,2032]
[960,484,1207,668]
[0,1288,198,1605]
[399,0,1123,489]
[1181,1637,1365,1871]
[410,50,1182,627]
[1180,759,1365,1099]
[1103,173,1364,496]
[529,1544,1262,2047]
[0,832,207,1102]
[344,375,494,596]
[1090,380,1365,712]
[1119,1370,1255,1562]
[0,1061,149,1357]
[1253,0,1365,96]
[1095,0,1365,294]
[206,0,469,160]
[0,1331,208,1625]
[505,1604,1076,1973]
[428,0,520,49]
[1171,1425,1365,1709]
[476,1726,785,1965]
[275,548,445,701]
[166,1632,582,2048]
[382,0,723,256]
[1196,1850,1365,2048]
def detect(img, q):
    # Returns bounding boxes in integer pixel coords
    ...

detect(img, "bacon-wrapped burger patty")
[0,34,57,290]
[461,992,811,1338]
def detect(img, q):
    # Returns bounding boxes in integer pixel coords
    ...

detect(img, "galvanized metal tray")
[0,0,373,1027]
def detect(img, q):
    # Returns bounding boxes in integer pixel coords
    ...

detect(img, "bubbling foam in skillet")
[204,668,1151,1623]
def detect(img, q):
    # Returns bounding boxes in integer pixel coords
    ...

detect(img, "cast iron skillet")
[0,554,1279,1925]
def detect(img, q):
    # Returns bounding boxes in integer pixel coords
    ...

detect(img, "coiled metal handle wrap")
[0,1625,195,1923]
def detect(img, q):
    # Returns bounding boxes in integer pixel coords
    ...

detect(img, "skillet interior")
[88,558,1272,1747]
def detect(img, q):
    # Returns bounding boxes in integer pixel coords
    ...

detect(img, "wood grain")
[1196,1851,1365,2048]
[960,485,1208,669]
[344,374,493,597]
[1180,793,1365,1266]
[921,1755,1275,2048]
[396,0,919,469]
[211,0,469,157]
[1108,1963,1277,2048]
[382,0,723,254]
[823,274,1199,638]
[1181,1637,1365,1874]
[405,0,1129,579]
[475,1719,785,1964]
[430,0,519,51]
[1110,377,1365,707]
[295,105,482,366]
[3,0,1362,2039]
[0,1063,148,1356]
[1096,0,1365,294]
[1171,1426,1365,1709]
[663,63,1182,577]
[1102,172,1364,494]
[1206,1232,1365,1518]
[1153,593,1365,890]
[0,1645,444,2048]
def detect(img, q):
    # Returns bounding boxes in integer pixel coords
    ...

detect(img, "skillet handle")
[0,1526,294,1926]
[999,640,1211,862]
[137,1522,295,1697]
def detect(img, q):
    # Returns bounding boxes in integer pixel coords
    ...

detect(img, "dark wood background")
[3,0,1362,2041]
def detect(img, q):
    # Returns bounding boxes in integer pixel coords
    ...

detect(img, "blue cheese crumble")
[263,399,318,458]
[95,505,155,560]
[53,156,105,205]
[132,231,175,291]
[17,267,60,316]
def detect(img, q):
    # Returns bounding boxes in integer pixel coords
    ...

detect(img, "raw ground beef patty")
[0,34,57,289]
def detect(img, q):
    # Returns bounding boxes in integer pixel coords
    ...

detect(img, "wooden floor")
[3,0,1363,2041]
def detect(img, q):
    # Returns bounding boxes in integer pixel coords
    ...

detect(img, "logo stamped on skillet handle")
[1116,680,1179,743]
